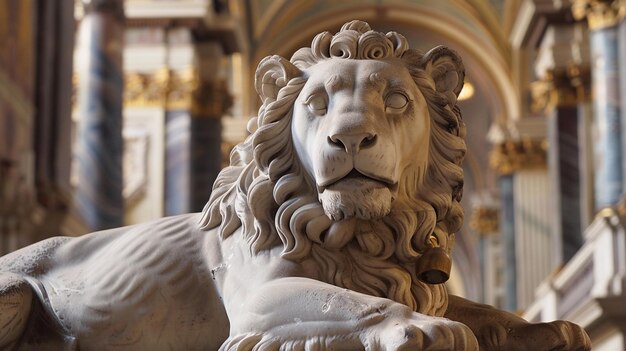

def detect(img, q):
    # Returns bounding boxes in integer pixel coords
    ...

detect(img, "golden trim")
[74,67,233,117]
[572,0,626,30]
[530,67,590,114]
[490,138,548,175]
[469,206,500,235]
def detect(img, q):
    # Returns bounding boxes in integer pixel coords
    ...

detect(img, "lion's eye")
[304,94,328,115]
[385,92,409,113]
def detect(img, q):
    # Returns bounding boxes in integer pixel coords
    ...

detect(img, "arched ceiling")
[245,0,521,125]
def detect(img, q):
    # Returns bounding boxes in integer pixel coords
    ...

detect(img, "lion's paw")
[366,314,478,351]
[477,320,591,351]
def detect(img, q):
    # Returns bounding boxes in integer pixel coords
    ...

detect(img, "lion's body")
[0,214,229,350]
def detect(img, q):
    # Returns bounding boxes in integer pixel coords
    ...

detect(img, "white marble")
[0,20,590,351]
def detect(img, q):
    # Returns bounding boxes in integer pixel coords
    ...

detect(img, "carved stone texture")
[0,21,590,351]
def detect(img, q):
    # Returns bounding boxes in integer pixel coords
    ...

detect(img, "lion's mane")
[200,20,466,317]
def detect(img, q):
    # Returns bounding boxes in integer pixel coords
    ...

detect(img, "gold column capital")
[123,68,170,107]
[530,66,591,113]
[469,206,500,235]
[490,138,548,175]
[572,0,626,30]
[190,78,234,119]
[117,67,232,118]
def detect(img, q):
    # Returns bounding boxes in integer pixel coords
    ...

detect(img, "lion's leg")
[220,306,476,351]
[222,277,478,351]
[0,272,32,350]
[445,295,591,351]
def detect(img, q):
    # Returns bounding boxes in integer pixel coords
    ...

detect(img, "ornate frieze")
[123,68,170,107]
[490,139,548,175]
[572,0,626,30]
[117,67,233,117]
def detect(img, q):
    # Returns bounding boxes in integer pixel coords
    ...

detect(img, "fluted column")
[573,0,626,209]
[189,42,230,212]
[531,65,590,262]
[491,139,552,311]
[74,0,125,230]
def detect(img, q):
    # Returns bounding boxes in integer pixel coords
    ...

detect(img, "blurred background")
[1,0,625,349]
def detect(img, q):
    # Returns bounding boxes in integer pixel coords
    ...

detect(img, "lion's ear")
[421,46,465,105]
[255,55,302,104]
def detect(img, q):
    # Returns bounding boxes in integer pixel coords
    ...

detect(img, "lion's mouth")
[318,169,396,192]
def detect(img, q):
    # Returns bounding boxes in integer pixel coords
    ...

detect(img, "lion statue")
[0,21,590,351]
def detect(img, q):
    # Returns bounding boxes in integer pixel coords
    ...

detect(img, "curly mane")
[199,20,466,316]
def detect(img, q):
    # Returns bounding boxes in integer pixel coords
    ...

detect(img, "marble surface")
[0,20,590,351]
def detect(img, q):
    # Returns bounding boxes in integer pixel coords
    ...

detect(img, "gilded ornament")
[530,68,589,114]
[490,138,548,175]
[469,206,500,234]
[572,0,626,30]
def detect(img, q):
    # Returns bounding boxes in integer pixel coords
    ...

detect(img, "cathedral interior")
[1,0,626,349]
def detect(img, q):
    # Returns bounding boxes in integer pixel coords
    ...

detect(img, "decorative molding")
[164,67,195,110]
[469,206,500,235]
[490,138,548,175]
[572,0,626,30]
[123,68,171,107]
[109,67,233,117]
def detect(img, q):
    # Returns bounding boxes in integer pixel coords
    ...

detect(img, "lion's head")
[200,20,466,317]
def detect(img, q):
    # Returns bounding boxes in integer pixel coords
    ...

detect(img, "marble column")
[490,139,552,311]
[164,42,232,215]
[499,174,517,311]
[469,205,503,308]
[189,42,228,211]
[573,0,626,209]
[165,109,191,215]
[74,0,125,230]
[620,19,626,195]
[531,66,590,263]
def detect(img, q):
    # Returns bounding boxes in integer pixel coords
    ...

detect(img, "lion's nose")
[327,132,377,154]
